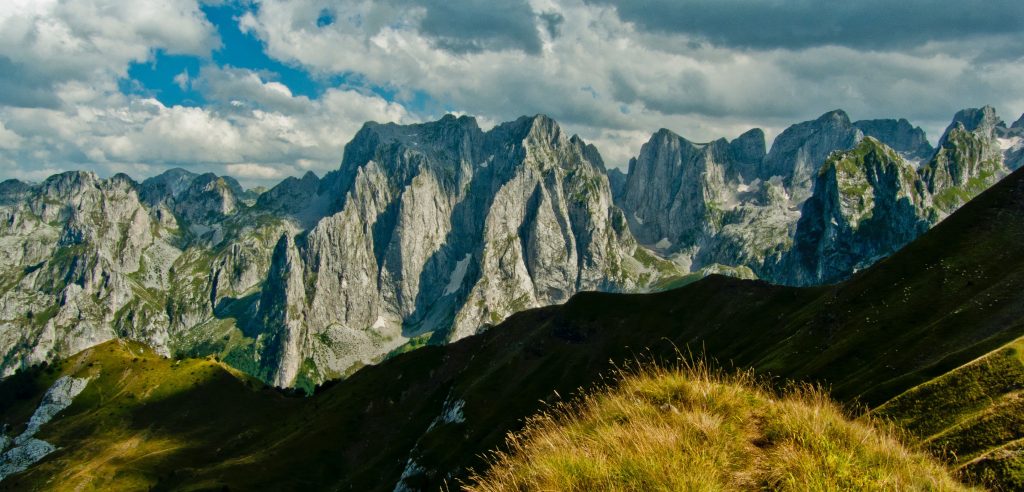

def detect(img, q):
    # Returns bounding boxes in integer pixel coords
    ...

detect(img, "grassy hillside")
[875,336,1024,489]
[1,166,1023,490]
[0,341,301,490]
[467,364,967,491]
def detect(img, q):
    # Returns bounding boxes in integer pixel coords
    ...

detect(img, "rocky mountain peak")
[344,115,484,172]
[924,107,1009,206]
[728,128,766,180]
[40,171,101,198]
[853,118,933,162]
[241,113,664,386]
[651,127,678,141]
[941,106,1005,144]
[619,127,743,252]
[147,168,198,191]
[171,172,241,225]
[818,109,853,126]
[998,115,1024,171]
[255,171,324,224]
[0,179,30,205]
[761,109,863,202]
[2,108,1016,392]
[511,114,563,147]
[730,128,766,159]
[579,140,606,171]
[783,137,929,285]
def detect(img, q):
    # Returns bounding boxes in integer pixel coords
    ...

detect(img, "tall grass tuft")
[465,361,972,491]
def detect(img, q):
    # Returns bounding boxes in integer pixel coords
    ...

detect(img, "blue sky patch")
[116,2,443,119]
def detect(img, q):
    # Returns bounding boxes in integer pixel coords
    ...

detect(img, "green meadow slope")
[2,166,1024,490]
[875,336,1024,489]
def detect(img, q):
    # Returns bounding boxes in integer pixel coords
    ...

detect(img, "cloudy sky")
[1,0,1022,186]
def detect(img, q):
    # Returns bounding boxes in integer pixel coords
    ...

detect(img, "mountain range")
[2,150,1023,490]
[1,106,1022,392]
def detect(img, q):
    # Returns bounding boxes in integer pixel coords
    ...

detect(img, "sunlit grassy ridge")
[0,340,301,491]
[875,336,1024,489]
[467,364,970,491]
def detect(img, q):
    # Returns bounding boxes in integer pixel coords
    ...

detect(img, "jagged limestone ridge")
[0,168,297,383]
[782,137,931,285]
[760,109,864,204]
[0,171,176,375]
[255,115,676,387]
[617,107,1017,288]
[923,106,1009,215]
[619,128,765,256]
[853,118,934,163]
[3,107,1014,389]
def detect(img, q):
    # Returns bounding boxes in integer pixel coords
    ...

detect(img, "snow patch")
[444,254,472,296]
[371,315,388,331]
[0,375,90,481]
[998,136,1023,152]
[736,184,750,193]
[654,237,673,249]
[632,212,645,225]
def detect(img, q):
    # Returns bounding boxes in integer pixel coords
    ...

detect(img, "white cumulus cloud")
[1,0,1023,185]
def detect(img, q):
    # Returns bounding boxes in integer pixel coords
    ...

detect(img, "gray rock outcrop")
[760,110,864,203]
[617,107,1017,287]
[853,118,934,163]
[782,138,931,285]
[255,115,670,386]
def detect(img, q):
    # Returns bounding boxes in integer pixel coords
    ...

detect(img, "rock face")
[617,111,865,274]
[607,168,627,201]
[923,106,1010,214]
[0,114,677,389]
[760,110,863,203]
[256,234,308,387]
[617,107,1016,286]
[996,113,1024,172]
[778,108,1011,285]
[253,171,331,228]
[254,115,669,387]
[618,128,765,262]
[853,119,934,163]
[0,171,175,373]
[0,168,295,381]
[783,138,931,285]
[0,375,90,481]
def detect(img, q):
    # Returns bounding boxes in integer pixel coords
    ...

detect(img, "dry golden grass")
[466,362,972,491]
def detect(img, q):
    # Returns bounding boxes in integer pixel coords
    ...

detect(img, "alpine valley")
[2,106,1024,489]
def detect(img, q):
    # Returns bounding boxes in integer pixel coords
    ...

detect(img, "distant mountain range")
[3,151,1023,490]
[1,106,1022,390]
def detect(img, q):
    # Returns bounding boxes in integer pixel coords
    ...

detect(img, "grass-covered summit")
[468,364,967,491]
